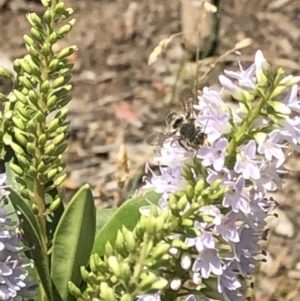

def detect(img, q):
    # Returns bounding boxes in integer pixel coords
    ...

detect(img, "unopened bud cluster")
[0,1,77,211]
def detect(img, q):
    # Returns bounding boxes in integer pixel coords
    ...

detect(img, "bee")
[146,88,207,149]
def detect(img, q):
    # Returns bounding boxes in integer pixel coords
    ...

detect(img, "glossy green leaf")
[9,190,52,301]
[92,190,161,256]
[51,184,96,301]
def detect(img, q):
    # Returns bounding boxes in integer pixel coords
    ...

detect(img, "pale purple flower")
[215,212,239,243]
[152,140,191,167]
[237,192,268,231]
[206,168,232,185]
[198,205,222,226]
[257,130,286,161]
[197,138,228,171]
[195,87,226,116]
[252,159,286,193]
[223,59,256,91]
[232,227,260,262]
[192,248,223,278]
[0,174,37,300]
[197,114,230,144]
[217,261,242,294]
[223,177,250,214]
[283,84,300,113]
[186,228,215,251]
[234,140,260,180]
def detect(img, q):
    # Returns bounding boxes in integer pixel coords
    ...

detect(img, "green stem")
[226,89,273,159]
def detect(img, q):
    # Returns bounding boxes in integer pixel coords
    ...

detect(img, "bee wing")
[146,132,172,146]
[180,88,195,117]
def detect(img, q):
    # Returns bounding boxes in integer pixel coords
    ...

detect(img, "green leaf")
[92,190,161,256]
[96,208,117,233]
[51,184,96,301]
[9,190,52,301]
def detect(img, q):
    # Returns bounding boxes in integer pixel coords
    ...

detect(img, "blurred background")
[1,0,300,300]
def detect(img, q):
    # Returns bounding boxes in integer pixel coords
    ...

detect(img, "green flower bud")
[41,43,52,56]
[144,216,157,235]
[210,179,222,191]
[47,118,59,133]
[182,218,193,227]
[52,76,65,89]
[31,203,39,215]
[12,117,25,130]
[37,162,46,173]
[13,90,27,104]
[16,154,29,167]
[139,272,157,291]
[269,100,291,115]
[56,46,77,60]
[36,111,45,123]
[27,13,42,28]
[23,34,34,46]
[0,67,13,80]
[11,142,25,155]
[119,262,131,282]
[47,95,57,109]
[67,282,81,299]
[10,163,24,176]
[105,242,114,256]
[89,254,101,272]
[19,76,33,90]
[194,179,205,196]
[151,278,168,290]
[270,85,287,99]
[151,243,170,260]
[38,134,47,147]
[53,133,65,145]
[30,27,44,43]
[177,194,188,211]
[43,10,52,24]
[54,2,65,13]
[122,227,136,252]
[57,19,76,38]
[28,90,39,105]
[28,61,40,76]
[100,282,115,301]
[115,231,125,253]
[28,166,37,177]
[53,173,67,187]
[41,0,51,7]
[49,198,61,212]
[3,133,12,145]
[61,8,74,20]
[14,129,28,146]
[107,256,121,277]
[26,142,36,156]
[279,75,300,87]
[41,80,50,93]
[46,168,58,181]
[120,294,131,301]
[80,266,89,282]
[44,144,56,156]
[49,32,58,44]
[49,59,60,72]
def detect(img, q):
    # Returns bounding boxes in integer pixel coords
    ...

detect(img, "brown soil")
[1,0,300,300]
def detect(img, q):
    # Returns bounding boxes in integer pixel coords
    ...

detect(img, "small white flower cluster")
[140,51,300,301]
